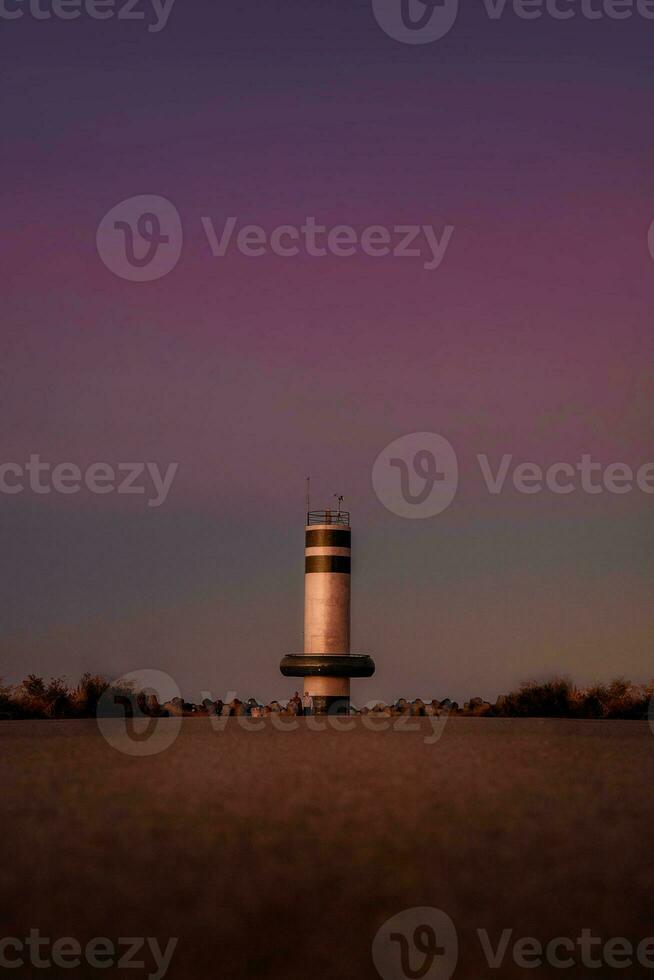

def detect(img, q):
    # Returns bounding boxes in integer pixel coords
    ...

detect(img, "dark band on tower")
[305,555,351,574]
[305,528,351,548]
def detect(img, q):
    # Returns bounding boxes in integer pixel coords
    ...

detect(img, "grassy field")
[2,717,653,979]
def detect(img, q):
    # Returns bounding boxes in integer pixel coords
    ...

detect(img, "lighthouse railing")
[306,509,350,527]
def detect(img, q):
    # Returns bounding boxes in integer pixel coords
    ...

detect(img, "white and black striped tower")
[280,506,375,714]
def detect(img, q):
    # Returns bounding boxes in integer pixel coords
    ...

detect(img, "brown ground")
[1,717,653,980]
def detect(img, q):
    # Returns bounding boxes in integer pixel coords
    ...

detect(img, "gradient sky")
[1,0,653,702]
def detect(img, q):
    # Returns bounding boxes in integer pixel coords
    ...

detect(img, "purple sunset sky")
[1,0,653,701]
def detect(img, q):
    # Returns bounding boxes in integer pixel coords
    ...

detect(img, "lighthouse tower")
[280,507,375,714]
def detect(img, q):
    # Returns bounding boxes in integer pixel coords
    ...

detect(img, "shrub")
[73,673,110,717]
[498,677,574,718]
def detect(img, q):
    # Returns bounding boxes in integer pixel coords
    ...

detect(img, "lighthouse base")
[305,674,350,715]
[310,695,350,715]
[279,654,375,715]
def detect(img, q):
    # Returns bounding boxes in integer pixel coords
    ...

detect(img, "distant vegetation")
[0,673,118,720]
[494,677,653,720]
[0,673,652,720]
